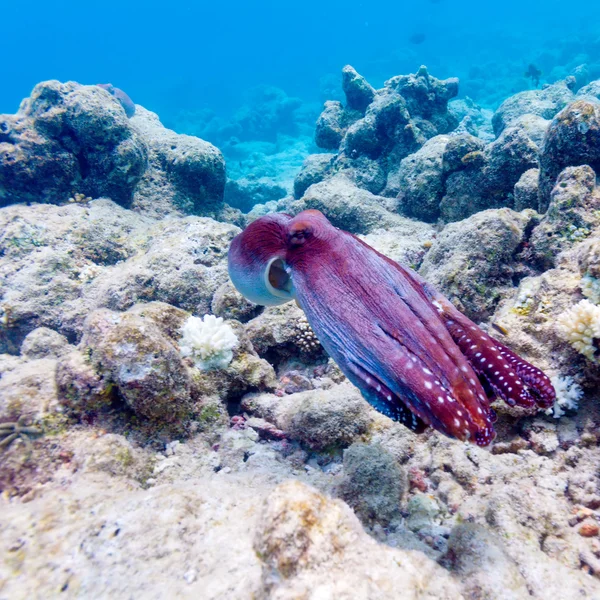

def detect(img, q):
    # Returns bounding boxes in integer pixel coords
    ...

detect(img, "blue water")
[2,0,600,142]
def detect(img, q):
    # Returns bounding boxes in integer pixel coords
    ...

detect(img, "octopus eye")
[267,258,293,295]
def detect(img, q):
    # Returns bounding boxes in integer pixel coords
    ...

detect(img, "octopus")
[228,210,555,446]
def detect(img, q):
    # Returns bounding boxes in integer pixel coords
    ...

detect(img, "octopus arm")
[395,266,555,410]
[344,357,428,434]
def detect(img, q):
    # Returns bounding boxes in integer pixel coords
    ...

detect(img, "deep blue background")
[2,0,599,118]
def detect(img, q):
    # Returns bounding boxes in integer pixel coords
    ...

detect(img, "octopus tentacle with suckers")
[228,209,555,446]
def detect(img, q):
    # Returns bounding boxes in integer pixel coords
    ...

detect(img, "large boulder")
[492,80,574,136]
[538,98,600,210]
[130,106,226,217]
[420,208,537,320]
[0,81,148,207]
[0,81,227,218]
[313,65,458,196]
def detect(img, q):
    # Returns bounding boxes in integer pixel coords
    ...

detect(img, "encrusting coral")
[179,314,239,370]
[557,299,600,363]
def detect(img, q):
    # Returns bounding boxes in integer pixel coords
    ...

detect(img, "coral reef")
[302,66,600,225]
[313,65,457,201]
[0,199,239,353]
[0,82,226,217]
[3,67,600,597]
[419,208,537,320]
[0,81,148,207]
[530,165,600,269]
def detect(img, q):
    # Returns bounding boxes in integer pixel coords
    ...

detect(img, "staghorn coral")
[557,299,600,362]
[179,314,238,371]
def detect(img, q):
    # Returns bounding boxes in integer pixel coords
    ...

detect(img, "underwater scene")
[2,0,600,597]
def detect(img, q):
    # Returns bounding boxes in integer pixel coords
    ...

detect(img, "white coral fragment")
[557,299,600,362]
[581,275,600,305]
[179,314,238,371]
[545,375,583,418]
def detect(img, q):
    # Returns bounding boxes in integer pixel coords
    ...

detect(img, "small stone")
[183,569,197,584]
[406,493,441,532]
[577,507,595,520]
[579,521,600,537]
[408,467,429,492]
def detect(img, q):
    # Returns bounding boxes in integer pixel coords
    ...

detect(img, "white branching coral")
[545,375,583,418]
[581,275,600,305]
[557,299,600,363]
[179,314,238,371]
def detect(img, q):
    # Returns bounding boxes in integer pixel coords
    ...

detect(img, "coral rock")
[514,168,540,211]
[338,442,406,526]
[254,480,463,599]
[342,65,376,113]
[315,101,358,150]
[130,106,226,217]
[385,65,459,132]
[243,383,373,450]
[293,153,334,199]
[530,165,600,268]
[492,80,574,136]
[81,306,192,422]
[291,174,411,234]
[0,80,148,207]
[395,134,451,222]
[539,98,600,209]
[20,327,69,360]
[420,208,536,320]
[211,280,261,323]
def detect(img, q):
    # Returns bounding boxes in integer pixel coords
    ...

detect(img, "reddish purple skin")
[228,210,556,446]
